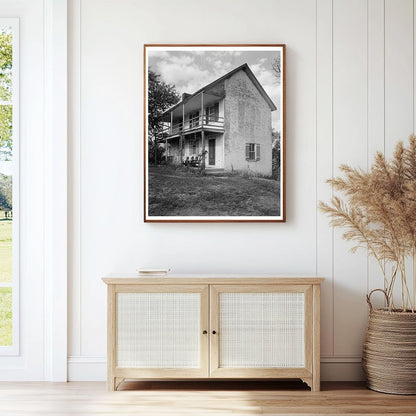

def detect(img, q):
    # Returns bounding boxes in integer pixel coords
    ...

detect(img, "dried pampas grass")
[319,135,416,311]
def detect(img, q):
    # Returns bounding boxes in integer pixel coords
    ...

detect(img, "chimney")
[181,93,191,101]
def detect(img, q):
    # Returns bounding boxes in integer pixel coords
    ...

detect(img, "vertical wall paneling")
[367,0,386,305]
[385,0,414,308]
[414,0,416,308]
[332,0,369,356]
[66,0,416,381]
[68,0,82,357]
[385,0,413,150]
[43,0,68,382]
[316,0,334,357]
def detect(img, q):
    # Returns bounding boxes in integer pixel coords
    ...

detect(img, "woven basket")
[362,289,416,395]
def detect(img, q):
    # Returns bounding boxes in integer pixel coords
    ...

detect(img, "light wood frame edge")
[107,284,116,391]
[312,284,321,392]
[103,277,325,285]
[209,285,219,374]
[304,285,313,375]
[201,285,210,377]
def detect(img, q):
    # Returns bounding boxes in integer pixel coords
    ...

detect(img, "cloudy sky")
[148,48,282,131]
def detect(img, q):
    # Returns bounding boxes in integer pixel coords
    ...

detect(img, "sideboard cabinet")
[102,275,323,391]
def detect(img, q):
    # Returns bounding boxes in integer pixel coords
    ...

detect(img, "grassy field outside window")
[0,218,12,345]
[0,22,16,349]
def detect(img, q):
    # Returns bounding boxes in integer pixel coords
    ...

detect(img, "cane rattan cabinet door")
[209,285,313,380]
[109,285,209,382]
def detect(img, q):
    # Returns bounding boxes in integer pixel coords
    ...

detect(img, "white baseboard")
[68,356,365,382]
[68,356,106,381]
[321,356,364,381]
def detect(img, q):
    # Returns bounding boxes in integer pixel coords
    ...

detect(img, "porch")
[165,131,224,169]
[159,89,225,140]
[164,114,224,138]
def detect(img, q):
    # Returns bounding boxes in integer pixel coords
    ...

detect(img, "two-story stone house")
[159,63,277,176]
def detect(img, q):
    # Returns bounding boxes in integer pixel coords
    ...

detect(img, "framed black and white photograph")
[144,44,285,222]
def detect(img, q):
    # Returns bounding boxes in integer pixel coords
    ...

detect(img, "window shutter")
[256,144,260,161]
[245,143,250,160]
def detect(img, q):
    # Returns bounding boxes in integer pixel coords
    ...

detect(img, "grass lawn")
[0,218,12,346]
[0,287,12,346]
[148,166,280,216]
[0,218,12,283]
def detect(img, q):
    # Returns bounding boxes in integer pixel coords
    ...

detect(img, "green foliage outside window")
[0,28,12,161]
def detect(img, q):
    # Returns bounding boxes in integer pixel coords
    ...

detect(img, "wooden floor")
[1,380,416,415]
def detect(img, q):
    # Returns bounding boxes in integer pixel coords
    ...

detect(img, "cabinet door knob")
[212,330,217,335]
[202,330,207,334]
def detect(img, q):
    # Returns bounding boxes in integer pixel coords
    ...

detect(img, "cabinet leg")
[107,375,114,392]
[301,376,320,392]
[107,375,116,391]
[301,377,313,391]
[312,375,320,392]
[114,377,125,391]
[107,376,125,391]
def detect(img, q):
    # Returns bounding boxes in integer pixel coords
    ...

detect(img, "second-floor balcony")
[161,114,224,138]
[158,88,226,141]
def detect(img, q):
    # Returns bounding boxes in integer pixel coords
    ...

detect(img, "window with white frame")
[0,19,19,354]
[245,143,260,161]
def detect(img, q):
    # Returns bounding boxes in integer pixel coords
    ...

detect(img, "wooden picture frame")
[144,44,285,222]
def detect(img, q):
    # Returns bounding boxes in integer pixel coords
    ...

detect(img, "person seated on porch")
[183,156,190,166]
[193,156,201,167]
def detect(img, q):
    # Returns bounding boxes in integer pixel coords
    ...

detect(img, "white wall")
[68,0,416,381]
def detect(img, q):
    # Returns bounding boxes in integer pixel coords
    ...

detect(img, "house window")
[189,111,199,128]
[0,19,18,354]
[246,143,260,161]
[205,103,219,123]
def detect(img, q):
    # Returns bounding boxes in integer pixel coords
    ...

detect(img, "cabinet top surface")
[102,274,324,285]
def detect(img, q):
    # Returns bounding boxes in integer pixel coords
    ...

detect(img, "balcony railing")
[161,115,224,138]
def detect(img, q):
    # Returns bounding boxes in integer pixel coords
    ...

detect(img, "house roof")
[160,63,277,117]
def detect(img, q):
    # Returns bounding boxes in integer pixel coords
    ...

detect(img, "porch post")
[180,103,184,162]
[201,91,204,125]
[167,111,172,165]
[201,91,205,169]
